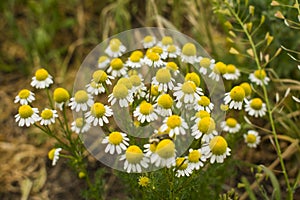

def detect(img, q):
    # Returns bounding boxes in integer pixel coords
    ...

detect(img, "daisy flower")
[120,145,149,173]
[129,74,146,97]
[156,93,173,117]
[125,51,144,68]
[69,90,94,112]
[166,62,180,76]
[151,68,175,92]
[150,139,176,168]
[202,136,231,164]
[97,56,110,68]
[133,101,158,123]
[199,57,214,75]
[117,77,134,93]
[40,108,58,126]
[102,131,129,154]
[220,118,241,133]
[14,89,35,105]
[71,117,90,134]
[191,116,218,142]
[85,102,113,126]
[187,149,206,171]
[224,86,246,110]
[141,35,156,48]
[244,130,261,148]
[92,69,114,85]
[173,81,203,108]
[31,68,53,89]
[161,45,181,59]
[107,58,127,78]
[244,98,267,117]
[157,36,173,50]
[105,38,126,57]
[181,43,198,64]
[160,115,188,137]
[48,148,62,166]
[108,84,133,107]
[239,82,252,98]
[190,110,210,123]
[143,51,165,68]
[249,69,270,86]
[53,87,70,110]
[195,96,214,113]
[174,157,193,177]
[15,105,39,127]
[223,64,240,80]
[209,61,227,82]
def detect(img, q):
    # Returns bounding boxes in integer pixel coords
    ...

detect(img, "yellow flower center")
[188,150,201,163]
[198,117,216,134]
[149,143,157,152]
[166,62,178,71]
[110,58,124,70]
[158,94,173,109]
[181,81,196,94]
[129,53,141,62]
[246,134,257,144]
[93,70,108,83]
[125,145,143,164]
[129,75,142,87]
[250,98,263,110]
[195,110,210,118]
[226,118,237,127]
[198,96,210,106]
[108,131,123,145]
[18,89,30,99]
[185,72,201,87]
[147,52,160,61]
[182,43,196,56]
[209,136,228,155]
[91,103,106,117]
[213,62,227,74]
[156,139,175,159]
[112,84,128,99]
[75,118,84,127]
[151,46,163,54]
[229,86,245,102]
[138,176,150,187]
[143,35,154,43]
[74,90,89,103]
[200,58,211,68]
[167,45,176,53]
[35,68,49,81]
[176,157,188,170]
[254,69,267,79]
[151,85,159,96]
[48,149,56,160]
[139,101,154,115]
[18,105,34,118]
[41,109,53,120]
[220,104,229,111]
[132,50,143,58]
[53,88,70,103]
[98,56,108,63]
[117,78,132,90]
[239,82,252,97]
[156,68,171,83]
[226,64,236,73]
[109,38,122,52]
[166,115,182,129]
[161,36,173,46]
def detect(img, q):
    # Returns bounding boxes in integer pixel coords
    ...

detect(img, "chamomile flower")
[108,84,133,107]
[199,57,215,75]
[92,70,114,85]
[244,98,267,117]
[86,81,105,95]
[190,110,210,123]
[191,117,218,142]
[98,56,110,68]
[53,87,70,110]
[71,117,90,134]
[125,51,144,68]
[48,148,62,166]
[156,93,173,117]
[144,142,158,161]
[69,90,94,112]
[220,118,241,133]
[15,105,40,127]
[181,43,198,64]
[174,157,192,177]
[161,45,181,59]
[160,115,188,137]
[224,86,246,110]
[14,89,35,105]
[249,69,270,86]
[85,102,113,126]
[105,38,126,57]
[142,35,156,48]
[209,61,227,82]
[187,149,206,171]
[31,68,53,89]
[152,68,175,92]
[173,81,203,108]
[138,176,150,187]
[143,51,165,68]
[102,131,129,154]
[107,58,127,77]
[202,136,231,164]
[244,130,261,148]
[150,139,176,168]
[133,101,158,123]
[166,62,180,76]
[40,108,58,126]
[239,82,252,98]
[223,64,240,80]
[185,72,201,87]
[129,74,147,97]
[195,96,214,113]
[120,145,149,173]
[157,36,173,50]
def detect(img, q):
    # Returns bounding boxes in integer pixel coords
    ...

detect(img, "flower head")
[249,69,270,85]
[15,105,39,127]
[14,89,35,105]
[160,115,188,137]
[143,51,165,68]
[98,56,110,68]
[244,130,261,148]
[102,131,129,154]
[69,90,94,112]
[245,98,267,117]
[48,148,62,166]
[174,157,192,177]
[108,84,133,107]
[199,57,214,75]
[71,117,90,134]
[224,86,246,110]
[134,101,158,123]
[53,88,70,110]
[85,102,113,126]
[239,82,252,98]
[220,118,241,133]
[31,68,53,89]
[40,108,58,125]
[156,93,173,117]
[173,81,203,108]
[209,61,227,81]
[187,149,206,171]
[125,51,144,68]
[107,58,127,77]
[166,62,179,75]
[152,68,175,92]
[191,117,218,142]
[185,72,201,87]
[181,43,198,64]
[151,139,176,168]
[223,64,240,80]
[202,136,231,164]
[142,35,156,48]
[195,95,214,113]
[120,145,149,173]
[105,38,126,57]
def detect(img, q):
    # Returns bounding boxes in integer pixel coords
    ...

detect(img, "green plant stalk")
[226,3,292,199]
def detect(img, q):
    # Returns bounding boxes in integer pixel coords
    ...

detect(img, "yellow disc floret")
[156,68,171,83]
[147,52,160,61]
[167,45,177,53]
[48,149,56,160]
[138,176,150,187]
[129,75,142,87]
[195,110,210,118]
[176,157,188,170]
[209,136,228,155]
[254,69,267,79]
[229,86,245,101]
[91,103,106,118]
[213,62,227,74]
[226,118,237,127]
[53,88,70,103]
[41,109,53,120]
[151,85,159,96]
[158,94,173,109]
[182,43,196,56]
[250,98,263,110]
[185,72,201,86]
[75,118,84,128]
[198,117,215,134]
[167,115,182,129]
[200,58,211,68]
[188,150,201,163]
[181,81,196,94]
[161,36,173,46]
[125,145,143,164]
[117,78,132,90]
[226,64,236,73]
[18,105,34,118]
[74,90,89,103]
[18,89,30,99]
[98,56,108,63]
[143,35,154,43]
[139,101,154,115]
[246,134,256,144]
[110,58,124,70]
[108,131,123,145]
[130,52,142,62]
[93,70,108,83]
[151,46,163,54]
[35,68,49,81]
[112,84,128,99]
[239,82,252,97]
[198,96,210,106]
[166,62,178,71]
[156,139,175,159]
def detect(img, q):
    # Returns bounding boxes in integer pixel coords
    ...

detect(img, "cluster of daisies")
[14,34,266,175]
